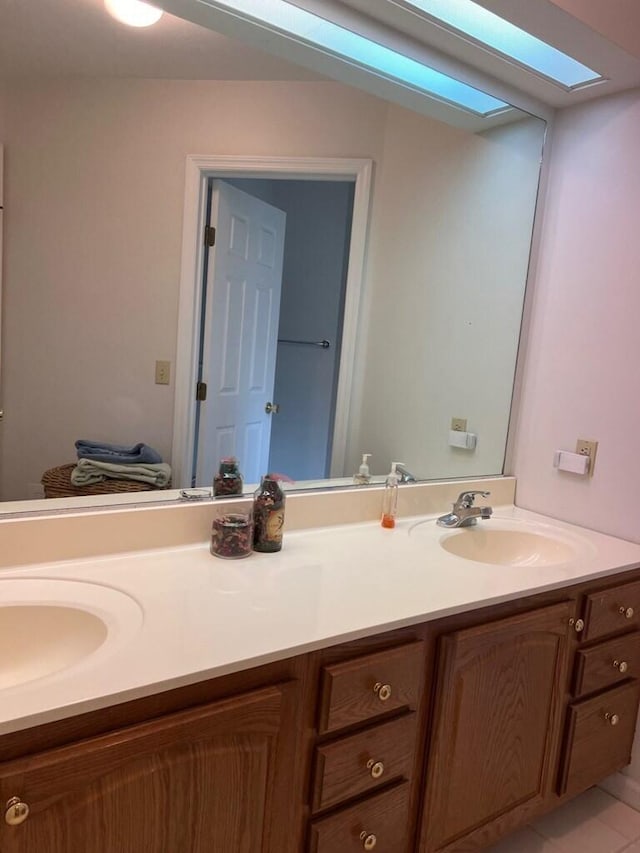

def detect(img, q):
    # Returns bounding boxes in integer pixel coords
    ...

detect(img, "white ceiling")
[4,0,640,117]
[0,0,321,81]
[546,0,640,61]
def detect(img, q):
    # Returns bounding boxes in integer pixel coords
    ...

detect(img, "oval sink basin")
[440,527,581,567]
[0,578,143,690]
[409,515,595,567]
[0,605,107,689]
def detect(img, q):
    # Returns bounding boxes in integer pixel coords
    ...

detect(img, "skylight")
[204,0,510,116]
[401,0,602,89]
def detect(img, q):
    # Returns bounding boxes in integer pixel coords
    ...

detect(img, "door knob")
[265,402,280,414]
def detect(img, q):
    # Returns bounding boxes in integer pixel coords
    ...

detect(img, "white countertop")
[2,504,640,736]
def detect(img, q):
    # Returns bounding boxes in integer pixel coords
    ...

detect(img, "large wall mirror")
[0,0,546,511]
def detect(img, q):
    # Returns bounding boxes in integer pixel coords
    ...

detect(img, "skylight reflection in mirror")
[400,0,602,88]
[203,0,510,115]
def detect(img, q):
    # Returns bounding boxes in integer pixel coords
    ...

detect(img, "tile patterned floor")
[487,788,640,852]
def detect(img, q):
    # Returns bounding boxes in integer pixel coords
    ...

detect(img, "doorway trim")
[172,155,373,488]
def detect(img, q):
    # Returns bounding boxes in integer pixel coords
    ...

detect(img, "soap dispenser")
[381,462,403,529]
[354,453,372,485]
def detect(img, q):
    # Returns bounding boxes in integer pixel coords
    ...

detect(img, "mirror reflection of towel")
[71,460,171,487]
[75,440,163,465]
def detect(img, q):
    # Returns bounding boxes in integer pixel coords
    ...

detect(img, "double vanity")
[1,481,640,851]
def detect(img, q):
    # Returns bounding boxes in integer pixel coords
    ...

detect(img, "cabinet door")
[420,602,572,852]
[0,683,293,853]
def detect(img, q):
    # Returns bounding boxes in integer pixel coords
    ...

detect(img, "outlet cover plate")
[575,438,598,476]
[451,417,467,432]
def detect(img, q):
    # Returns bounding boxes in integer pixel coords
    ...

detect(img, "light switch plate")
[155,360,171,385]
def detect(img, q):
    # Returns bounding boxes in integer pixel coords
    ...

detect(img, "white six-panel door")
[195,180,286,487]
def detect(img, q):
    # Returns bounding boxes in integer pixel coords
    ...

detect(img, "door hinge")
[204,225,216,247]
[196,381,208,402]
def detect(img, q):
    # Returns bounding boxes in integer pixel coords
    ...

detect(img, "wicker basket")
[41,463,171,499]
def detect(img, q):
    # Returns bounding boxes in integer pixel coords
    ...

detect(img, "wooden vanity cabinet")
[0,683,298,853]
[308,639,430,853]
[419,601,573,853]
[3,568,640,853]
[557,577,640,799]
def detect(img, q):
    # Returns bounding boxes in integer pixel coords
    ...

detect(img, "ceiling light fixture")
[104,0,163,28]
[400,0,602,89]
[197,0,509,116]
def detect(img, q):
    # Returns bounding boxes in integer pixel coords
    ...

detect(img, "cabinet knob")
[373,682,392,702]
[5,797,29,826]
[569,618,585,633]
[605,712,620,726]
[614,660,629,674]
[366,759,385,779]
[619,607,635,619]
[360,831,377,850]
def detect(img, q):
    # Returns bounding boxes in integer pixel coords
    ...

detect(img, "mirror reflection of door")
[195,180,286,487]
[193,177,355,487]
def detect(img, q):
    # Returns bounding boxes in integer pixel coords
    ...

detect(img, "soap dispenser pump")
[381,462,403,529]
[354,453,372,485]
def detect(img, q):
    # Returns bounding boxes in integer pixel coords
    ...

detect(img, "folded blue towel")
[75,439,163,465]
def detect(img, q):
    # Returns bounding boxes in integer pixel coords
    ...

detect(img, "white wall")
[512,87,640,804]
[350,106,544,478]
[514,88,640,541]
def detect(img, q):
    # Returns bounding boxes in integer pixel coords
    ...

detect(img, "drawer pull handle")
[366,759,385,779]
[5,797,29,826]
[373,682,392,702]
[614,660,629,673]
[605,712,620,726]
[569,618,585,633]
[619,607,635,619]
[360,831,377,850]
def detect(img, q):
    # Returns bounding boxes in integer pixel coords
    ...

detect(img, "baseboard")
[599,772,640,811]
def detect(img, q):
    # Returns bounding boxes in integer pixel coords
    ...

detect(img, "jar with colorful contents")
[253,475,286,553]
[210,512,253,559]
[213,457,243,498]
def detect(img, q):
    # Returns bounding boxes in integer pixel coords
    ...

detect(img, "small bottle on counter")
[353,452,372,485]
[213,457,243,498]
[253,474,286,552]
[381,462,403,529]
[210,511,253,559]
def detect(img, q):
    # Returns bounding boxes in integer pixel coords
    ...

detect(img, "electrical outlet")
[451,417,467,432]
[575,439,598,476]
[155,360,171,385]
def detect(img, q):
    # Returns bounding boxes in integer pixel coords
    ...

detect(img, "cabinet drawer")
[581,580,640,642]
[309,782,410,853]
[318,642,424,735]
[573,632,640,696]
[558,680,640,797]
[312,713,417,812]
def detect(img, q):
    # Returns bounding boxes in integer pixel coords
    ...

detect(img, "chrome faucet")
[395,464,417,483]
[437,490,492,528]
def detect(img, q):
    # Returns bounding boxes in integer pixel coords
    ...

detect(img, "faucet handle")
[455,490,491,508]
